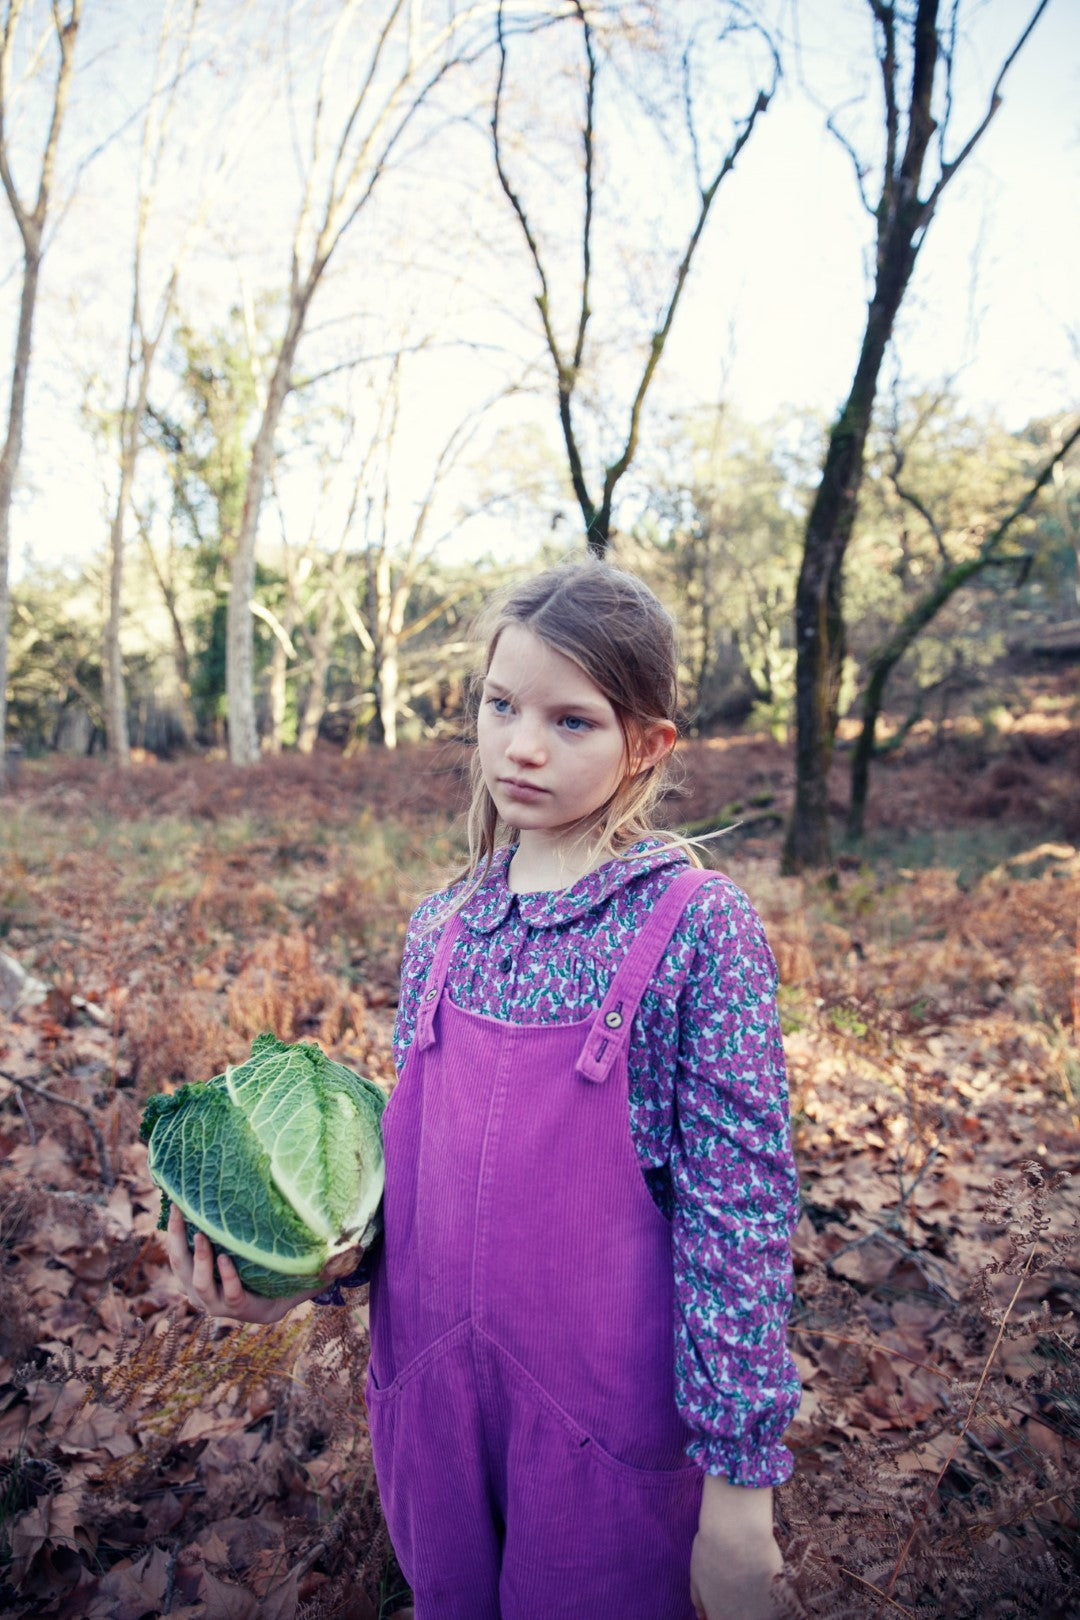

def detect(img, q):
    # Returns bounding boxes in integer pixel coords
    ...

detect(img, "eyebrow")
[482,676,607,716]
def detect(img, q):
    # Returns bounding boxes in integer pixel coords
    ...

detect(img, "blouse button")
[499,956,513,973]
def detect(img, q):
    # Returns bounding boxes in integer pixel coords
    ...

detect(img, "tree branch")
[251,598,298,659]
[888,449,950,566]
[0,1066,114,1187]
[827,98,875,217]
[492,0,593,532]
[597,67,778,540]
[923,0,1050,212]
[570,0,595,377]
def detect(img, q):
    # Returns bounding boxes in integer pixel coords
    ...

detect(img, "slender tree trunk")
[104,447,137,765]
[0,241,40,787]
[141,527,196,740]
[297,566,344,754]
[265,599,298,754]
[0,0,81,789]
[847,659,897,842]
[377,641,399,749]
[226,314,301,765]
[104,530,129,760]
[265,638,285,753]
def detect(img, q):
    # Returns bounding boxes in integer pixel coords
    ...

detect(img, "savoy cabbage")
[140,1032,385,1298]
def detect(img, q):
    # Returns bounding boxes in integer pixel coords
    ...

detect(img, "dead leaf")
[259,1567,301,1618]
[199,1568,262,1619]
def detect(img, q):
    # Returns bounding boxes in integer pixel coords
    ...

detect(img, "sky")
[3,0,1078,582]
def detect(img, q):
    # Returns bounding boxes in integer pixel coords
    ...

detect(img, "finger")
[165,1205,193,1280]
[191,1230,219,1299]
[216,1252,246,1309]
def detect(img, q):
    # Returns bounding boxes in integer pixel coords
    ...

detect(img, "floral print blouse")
[392,840,801,1488]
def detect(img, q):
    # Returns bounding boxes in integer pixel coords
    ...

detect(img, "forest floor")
[0,678,1078,1618]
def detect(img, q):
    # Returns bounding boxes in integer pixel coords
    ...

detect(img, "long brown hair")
[456,556,694,896]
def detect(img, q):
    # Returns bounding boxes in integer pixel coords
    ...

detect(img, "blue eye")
[487,696,511,714]
[561,715,591,733]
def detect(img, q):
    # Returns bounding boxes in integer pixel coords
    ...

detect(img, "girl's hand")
[165,1203,320,1324]
[690,1476,784,1620]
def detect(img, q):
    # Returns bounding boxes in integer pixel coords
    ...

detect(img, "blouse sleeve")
[669,878,801,1487]
[392,895,444,1072]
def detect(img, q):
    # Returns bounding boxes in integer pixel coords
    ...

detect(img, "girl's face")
[477,624,670,849]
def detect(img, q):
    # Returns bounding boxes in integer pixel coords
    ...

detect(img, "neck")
[507,832,609,894]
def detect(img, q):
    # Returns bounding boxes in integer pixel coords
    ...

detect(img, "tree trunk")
[782,0,1048,870]
[226,311,301,766]
[846,658,895,842]
[297,571,343,754]
[783,251,915,870]
[142,528,196,740]
[0,0,81,790]
[377,640,399,750]
[0,241,40,789]
[266,635,287,754]
[103,512,130,764]
[265,596,298,754]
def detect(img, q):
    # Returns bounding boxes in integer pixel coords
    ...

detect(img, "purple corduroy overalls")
[367,868,713,1619]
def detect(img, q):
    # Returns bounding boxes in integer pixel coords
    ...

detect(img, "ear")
[632,720,677,774]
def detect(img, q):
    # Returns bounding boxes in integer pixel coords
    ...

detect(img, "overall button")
[604,1010,623,1029]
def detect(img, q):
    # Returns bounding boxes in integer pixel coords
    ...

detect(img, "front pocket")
[486,1330,700,1485]
[367,1318,472,1405]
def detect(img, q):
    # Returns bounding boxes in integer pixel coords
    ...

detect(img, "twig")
[265,1507,348,1593]
[823,1227,952,1301]
[0,1067,115,1187]
[14,1087,37,1144]
[839,1567,915,1617]
[791,1326,950,1382]
[162,1539,178,1616]
[877,1245,1037,1610]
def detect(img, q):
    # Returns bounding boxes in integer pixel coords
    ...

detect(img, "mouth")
[498,777,550,800]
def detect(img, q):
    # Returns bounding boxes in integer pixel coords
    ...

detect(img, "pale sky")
[4,0,1078,582]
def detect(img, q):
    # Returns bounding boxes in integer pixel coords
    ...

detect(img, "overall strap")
[413,910,464,1052]
[575,865,714,1085]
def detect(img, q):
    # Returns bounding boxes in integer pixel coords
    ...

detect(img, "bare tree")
[782,0,1051,872]
[293,405,389,754]
[136,503,198,741]
[103,0,231,766]
[0,0,82,790]
[846,412,1080,839]
[225,0,500,766]
[361,368,495,748]
[491,0,778,557]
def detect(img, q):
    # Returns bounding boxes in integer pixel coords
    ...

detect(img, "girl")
[167,558,801,1620]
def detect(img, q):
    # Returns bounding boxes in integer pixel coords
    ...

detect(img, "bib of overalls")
[367,867,712,1620]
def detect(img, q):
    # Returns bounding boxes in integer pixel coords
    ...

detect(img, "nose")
[505,713,546,766]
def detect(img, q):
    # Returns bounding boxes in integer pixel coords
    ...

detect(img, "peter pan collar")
[457,839,689,934]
